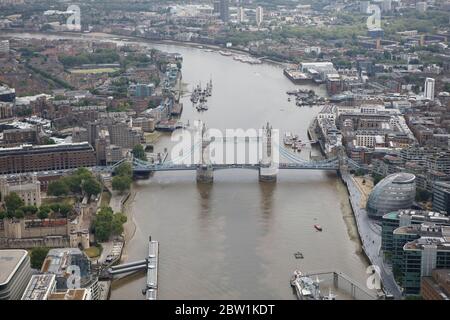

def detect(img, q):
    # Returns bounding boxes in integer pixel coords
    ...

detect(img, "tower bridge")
[108,122,363,183]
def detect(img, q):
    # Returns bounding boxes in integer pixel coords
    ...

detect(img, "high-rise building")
[0,85,15,103]
[381,0,392,12]
[381,209,450,254]
[417,2,427,12]
[219,0,229,22]
[424,78,435,101]
[213,0,220,13]
[237,7,245,23]
[399,225,450,294]
[0,40,9,54]
[433,181,450,214]
[0,249,33,300]
[360,1,370,13]
[256,6,263,26]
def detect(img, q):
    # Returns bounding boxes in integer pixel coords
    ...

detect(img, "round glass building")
[366,173,416,218]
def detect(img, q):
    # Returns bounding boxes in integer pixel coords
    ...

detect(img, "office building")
[360,1,370,13]
[41,248,100,299]
[382,209,450,254]
[424,78,435,101]
[0,249,33,300]
[433,181,450,214]
[401,227,450,294]
[21,274,56,300]
[381,0,392,12]
[107,121,144,150]
[417,2,427,12]
[256,6,263,26]
[0,40,9,54]
[0,102,13,119]
[219,0,230,22]
[0,85,15,103]
[129,83,155,98]
[237,7,245,23]
[367,173,416,218]
[0,142,96,174]
[21,273,92,300]
[421,269,450,300]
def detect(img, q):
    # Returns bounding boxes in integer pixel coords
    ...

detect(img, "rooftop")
[0,249,28,285]
[21,274,56,300]
[404,236,450,251]
[0,142,93,156]
[47,288,89,300]
[383,209,450,224]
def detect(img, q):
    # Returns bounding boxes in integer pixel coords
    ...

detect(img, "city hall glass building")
[367,173,416,218]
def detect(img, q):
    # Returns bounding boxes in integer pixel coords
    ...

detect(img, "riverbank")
[2,29,292,68]
[340,172,402,298]
[109,188,137,260]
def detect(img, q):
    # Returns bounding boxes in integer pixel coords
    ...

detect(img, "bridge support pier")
[258,166,277,182]
[196,165,214,183]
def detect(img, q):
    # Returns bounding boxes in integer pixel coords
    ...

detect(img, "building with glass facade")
[367,173,416,218]
[0,249,32,300]
[433,181,450,214]
[401,226,450,294]
[381,209,450,254]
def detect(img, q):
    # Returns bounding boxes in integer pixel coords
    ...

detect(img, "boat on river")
[290,270,322,300]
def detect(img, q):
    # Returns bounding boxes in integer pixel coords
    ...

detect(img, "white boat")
[196,102,208,111]
[219,50,232,56]
[284,132,293,146]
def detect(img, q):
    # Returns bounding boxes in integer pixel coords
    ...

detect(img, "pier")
[104,237,160,299]
[301,271,379,300]
[145,238,159,300]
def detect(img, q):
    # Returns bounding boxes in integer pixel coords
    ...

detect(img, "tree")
[21,205,38,216]
[112,175,132,193]
[92,207,114,242]
[30,247,50,269]
[62,176,82,194]
[372,173,383,185]
[112,212,127,235]
[74,167,91,178]
[38,205,51,219]
[37,209,49,220]
[5,193,24,214]
[58,203,73,217]
[114,162,133,177]
[14,209,24,219]
[0,210,5,220]
[132,144,147,161]
[82,177,102,197]
[92,207,127,242]
[47,180,70,197]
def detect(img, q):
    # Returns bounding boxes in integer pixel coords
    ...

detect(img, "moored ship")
[290,270,322,300]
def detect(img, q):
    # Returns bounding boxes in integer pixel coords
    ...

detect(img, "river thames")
[6,32,370,299]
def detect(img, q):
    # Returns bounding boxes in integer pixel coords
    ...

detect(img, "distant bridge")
[105,122,363,182]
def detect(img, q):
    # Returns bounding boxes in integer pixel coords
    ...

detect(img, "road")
[342,173,403,299]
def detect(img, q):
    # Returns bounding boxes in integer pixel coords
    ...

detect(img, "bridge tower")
[259,122,277,182]
[196,122,214,183]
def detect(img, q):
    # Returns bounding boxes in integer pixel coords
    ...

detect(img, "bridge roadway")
[131,160,341,173]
